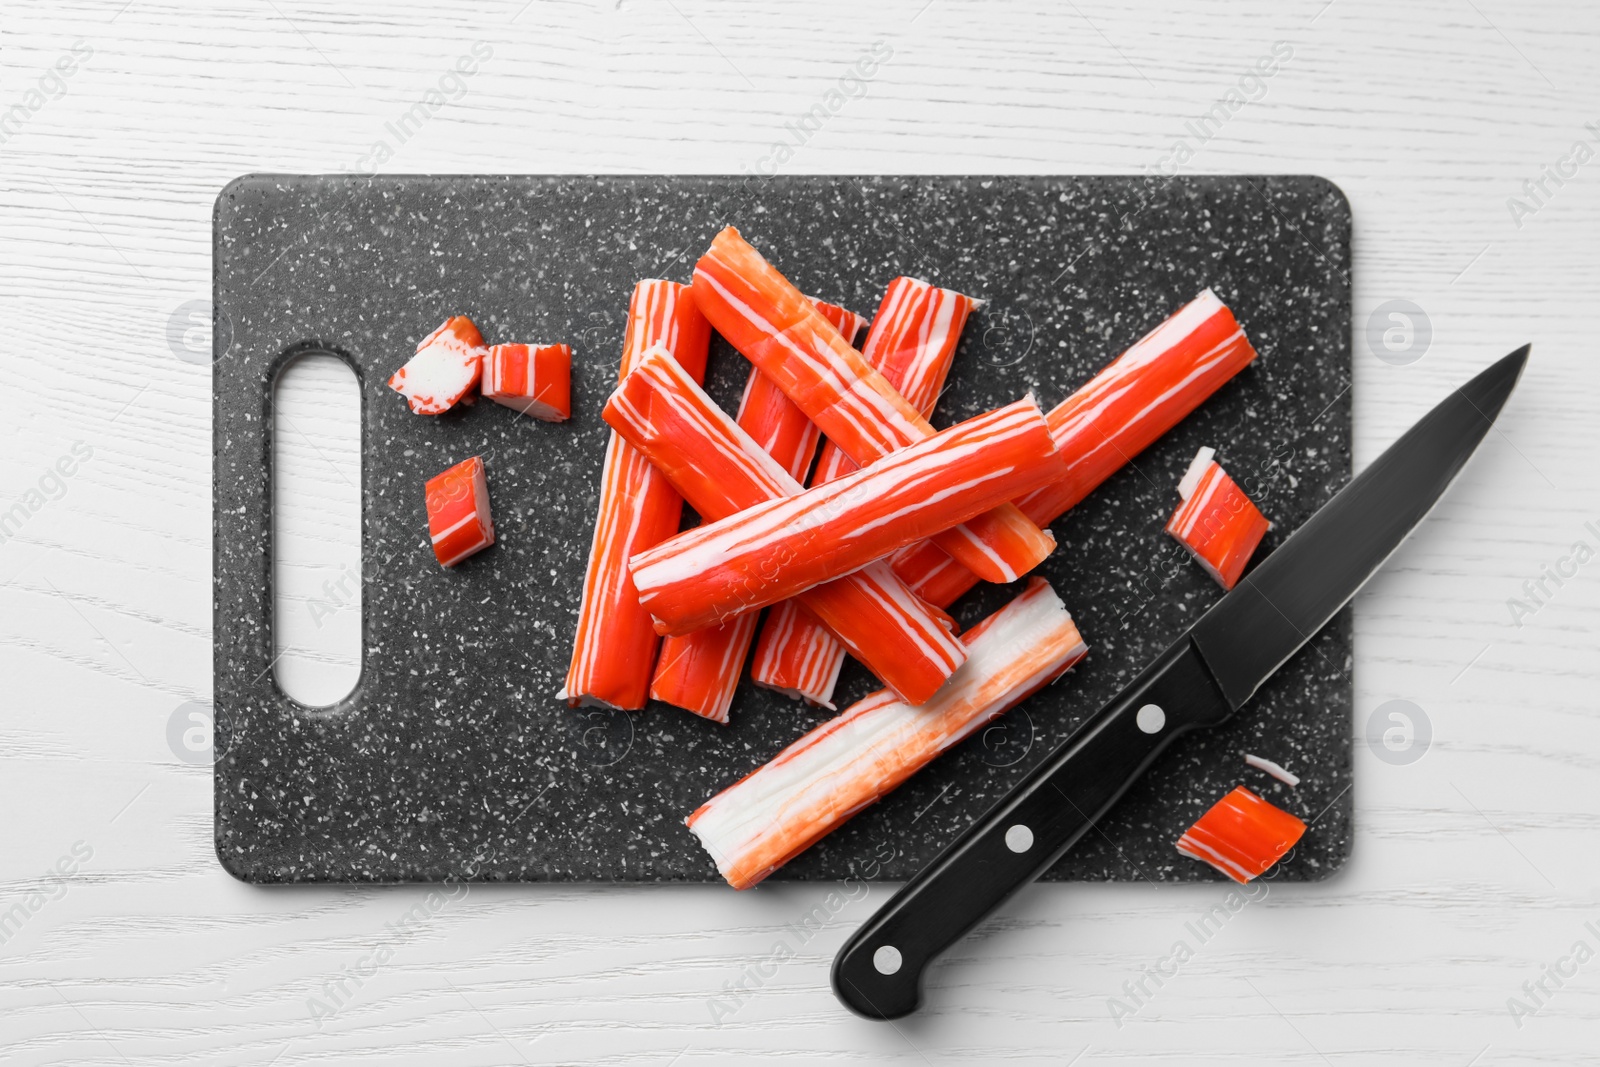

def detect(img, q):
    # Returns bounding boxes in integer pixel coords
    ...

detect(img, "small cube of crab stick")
[561,280,711,710]
[1175,785,1306,883]
[388,316,486,415]
[483,343,571,421]
[425,456,494,567]
[1165,446,1271,590]
[687,578,1087,890]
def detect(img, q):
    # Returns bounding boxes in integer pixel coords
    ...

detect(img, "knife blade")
[832,345,1529,1020]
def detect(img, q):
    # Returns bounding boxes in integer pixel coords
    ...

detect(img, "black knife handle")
[831,635,1233,1019]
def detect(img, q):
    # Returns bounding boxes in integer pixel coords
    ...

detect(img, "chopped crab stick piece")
[687,577,1088,890]
[892,289,1261,607]
[648,299,867,720]
[482,343,571,421]
[1165,446,1271,590]
[628,394,1067,637]
[1175,785,1306,883]
[605,346,967,705]
[425,456,494,567]
[649,614,758,725]
[690,227,1054,584]
[755,277,981,707]
[388,315,486,415]
[560,280,711,711]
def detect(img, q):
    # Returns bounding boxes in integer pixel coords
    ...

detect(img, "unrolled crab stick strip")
[483,342,571,421]
[649,300,868,721]
[607,346,966,705]
[1165,446,1271,590]
[628,395,1067,636]
[687,578,1088,890]
[425,456,494,567]
[560,281,711,710]
[891,289,1261,607]
[690,227,1054,584]
[388,315,486,415]
[753,277,981,707]
[1175,785,1306,883]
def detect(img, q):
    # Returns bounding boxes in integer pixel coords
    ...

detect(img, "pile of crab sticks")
[391,225,1314,889]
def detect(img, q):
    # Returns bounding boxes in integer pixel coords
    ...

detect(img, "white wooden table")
[3,1,1597,1062]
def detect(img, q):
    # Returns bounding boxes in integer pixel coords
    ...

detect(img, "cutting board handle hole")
[270,348,363,710]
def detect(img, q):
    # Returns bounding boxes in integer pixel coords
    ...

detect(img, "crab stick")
[483,343,571,421]
[753,277,981,707]
[892,289,1261,607]
[749,600,849,709]
[388,315,486,415]
[628,393,1067,637]
[690,227,1054,584]
[425,456,494,567]
[649,300,868,721]
[560,280,711,710]
[1166,446,1271,590]
[687,577,1088,890]
[1175,785,1306,883]
[606,346,966,705]
[736,297,868,483]
[648,613,757,725]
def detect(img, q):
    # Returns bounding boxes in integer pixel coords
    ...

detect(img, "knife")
[832,345,1530,1019]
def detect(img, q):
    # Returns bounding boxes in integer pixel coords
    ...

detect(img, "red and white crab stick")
[607,346,967,706]
[753,277,981,707]
[1165,446,1271,590]
[560,280,711,710]
[688,578,1088,890]
[690,227,1055,585]
[893,288,1261,607]
[628,393,1067,637]
[649,299,867,723]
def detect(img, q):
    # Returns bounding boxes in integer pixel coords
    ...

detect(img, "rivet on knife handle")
[831,638,1232,1020]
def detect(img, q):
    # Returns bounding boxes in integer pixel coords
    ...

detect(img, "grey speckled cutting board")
[213,175,1352,885]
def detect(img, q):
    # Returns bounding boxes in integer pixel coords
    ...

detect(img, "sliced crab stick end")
[1165,448,1271,591]
[388,315,486,415]
[687,577,1088,890]
[690,227,1053,584]
[483,343,571,421]
[425,455,495,568]
[891,290,1261,606]
[561,280,711,711]
[629,394,1067,637]
[759,277,983,707]
[602,346,967,704]
[1175,785,1306,883]
[649,612,759,725]
[749,600,846,710]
